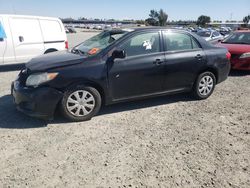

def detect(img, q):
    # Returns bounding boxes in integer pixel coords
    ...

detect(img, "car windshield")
[197,31,211,37]
[222,32,250,45]
[71,30,129,56]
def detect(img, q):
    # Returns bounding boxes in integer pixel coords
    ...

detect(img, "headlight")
[26,72,58,87]
[239,52,250,59]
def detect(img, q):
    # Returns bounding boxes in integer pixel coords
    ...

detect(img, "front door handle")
[195,54,203,60]
[19,36,24,42]
[153,59,164,66]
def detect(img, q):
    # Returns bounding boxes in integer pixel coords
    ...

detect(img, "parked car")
[65,27,70,33]
[191,27,203,33]
[103,25,112,30]
[218,30,250,70]
[11,28,231,121]
[0,14,68,65]
[197,30,224,44]
[219,27,232,37]
[221,27,232,32]
[67,27,77,33]
[96,25,103,30]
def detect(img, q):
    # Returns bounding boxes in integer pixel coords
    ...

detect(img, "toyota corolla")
[12,28,231,121]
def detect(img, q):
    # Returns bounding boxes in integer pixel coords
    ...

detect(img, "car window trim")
[164,48,202,55]
[119,51,166,61]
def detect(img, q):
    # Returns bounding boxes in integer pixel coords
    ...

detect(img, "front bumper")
[11,81,63,120]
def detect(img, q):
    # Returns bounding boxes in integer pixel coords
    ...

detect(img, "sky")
[0,0,249,21]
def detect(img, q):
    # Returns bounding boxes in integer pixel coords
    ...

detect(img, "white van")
[0,14,68,65]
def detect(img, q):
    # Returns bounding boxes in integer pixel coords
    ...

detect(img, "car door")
[162,31,206,91]
[9,17,45,63]
[0,18,7,64]
[108,31,166,100]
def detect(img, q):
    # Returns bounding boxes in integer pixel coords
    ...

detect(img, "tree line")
[144,9,250,27]
[62,10,250,27]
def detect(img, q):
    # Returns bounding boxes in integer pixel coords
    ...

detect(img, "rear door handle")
[153,59,164,66]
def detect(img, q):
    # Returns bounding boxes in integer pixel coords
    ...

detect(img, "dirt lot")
[0,33,250,187]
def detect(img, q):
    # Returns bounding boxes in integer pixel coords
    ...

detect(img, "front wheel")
[60,86,102,122]
[192,72,216,100]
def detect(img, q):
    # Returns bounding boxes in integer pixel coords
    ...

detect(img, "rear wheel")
[192,72,216,100]
[60,86,101,121]
[44,49,58,54]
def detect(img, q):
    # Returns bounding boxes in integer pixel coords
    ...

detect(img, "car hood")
[26,51,86,71]
[217,43,250,54]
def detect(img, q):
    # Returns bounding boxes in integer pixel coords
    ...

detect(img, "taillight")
[65,41,69,49]
[226,52,231,60]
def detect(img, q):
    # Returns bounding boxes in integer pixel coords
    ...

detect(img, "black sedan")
[12,28,231,121]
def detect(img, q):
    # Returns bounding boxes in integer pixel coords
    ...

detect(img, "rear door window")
[164,32,201,52]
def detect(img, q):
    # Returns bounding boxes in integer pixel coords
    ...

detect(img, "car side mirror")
[218,39,222,43]
[112,50,126,59]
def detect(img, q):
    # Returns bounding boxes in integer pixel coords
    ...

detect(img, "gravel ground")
[0,32,250,188]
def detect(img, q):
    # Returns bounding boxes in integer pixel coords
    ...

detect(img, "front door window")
[119,32,160,57]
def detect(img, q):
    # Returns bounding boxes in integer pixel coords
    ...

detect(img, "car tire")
[60,86,102,122]
[192,72,216,100]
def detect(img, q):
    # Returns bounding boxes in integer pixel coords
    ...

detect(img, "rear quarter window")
[40,19,64,42]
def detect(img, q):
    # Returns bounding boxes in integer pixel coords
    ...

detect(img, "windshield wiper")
[71,48,85,55]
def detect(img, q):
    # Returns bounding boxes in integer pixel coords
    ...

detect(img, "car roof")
[116,27,195,34]
[130,26,183,31]
[0,14,60,21]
